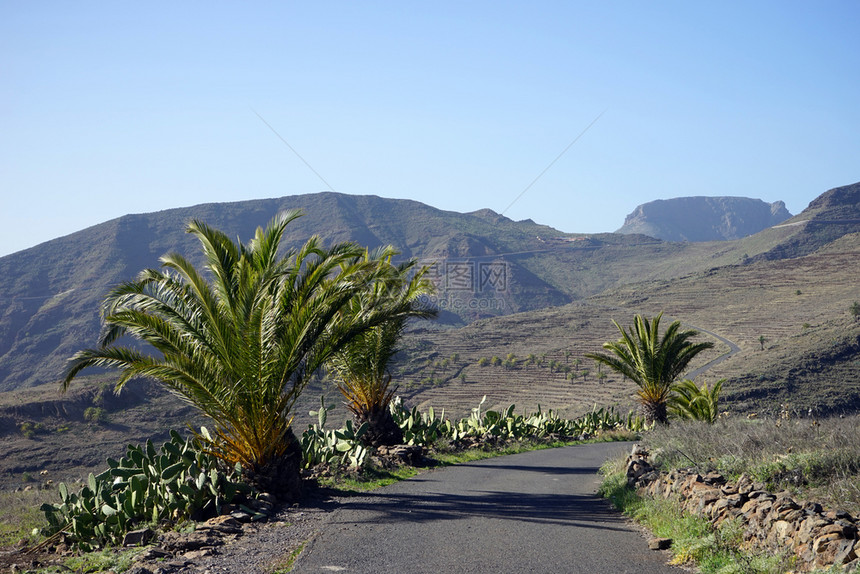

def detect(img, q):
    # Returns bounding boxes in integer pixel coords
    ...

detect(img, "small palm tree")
[327,250,436,447]
[586,313,714,424]
[668,379,723,423]
[63,211,421,500]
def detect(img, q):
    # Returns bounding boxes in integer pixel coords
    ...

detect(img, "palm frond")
[586,313,714,424]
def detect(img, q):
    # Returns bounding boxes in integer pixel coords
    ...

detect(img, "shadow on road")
[455,462,601,475]
[327,488,630,533]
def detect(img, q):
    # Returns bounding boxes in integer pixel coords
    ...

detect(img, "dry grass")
[641,415,860,515]
[0,487,54,546]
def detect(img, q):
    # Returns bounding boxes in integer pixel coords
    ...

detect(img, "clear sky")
[2,2,858,257]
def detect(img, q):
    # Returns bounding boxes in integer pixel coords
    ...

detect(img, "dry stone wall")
[626,446,860,572]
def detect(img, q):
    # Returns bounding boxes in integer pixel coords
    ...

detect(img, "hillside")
[752,181,860,261]
[0,182,859,487]
[616,196,792,241]
[0,191,794,392]
[1,185,857,394]
[0,193,576,391]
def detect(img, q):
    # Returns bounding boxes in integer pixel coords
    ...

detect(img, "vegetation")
[301,397,371,470]
[586,313,714,424]
[599,465,792,573]
[40,431,252,550]
[668,379,723,423]
[389,395,647,446]
[639,415,860,516]
[327,250,436,447]
[0,488,54,547]
[62,211,428,500]
[600,413,860,572]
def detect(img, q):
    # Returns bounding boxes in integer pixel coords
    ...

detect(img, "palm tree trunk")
[243,428,303,502]
[641,401,669,426]
[359,407,404,447]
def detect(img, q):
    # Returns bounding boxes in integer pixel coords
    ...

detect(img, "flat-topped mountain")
[616,196,792,242]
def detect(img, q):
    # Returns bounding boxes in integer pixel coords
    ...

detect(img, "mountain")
[750,181,860,261]
[616,196,792,241]
[0,183,858,402]
[0,193,577,391]
[1,183,860,487]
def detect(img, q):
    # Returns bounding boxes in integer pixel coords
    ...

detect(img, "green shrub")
[83,406,108,424]
[19,421,45,439]
[668,379,722,423]
[41,430,252,550]
[301,397,370,470]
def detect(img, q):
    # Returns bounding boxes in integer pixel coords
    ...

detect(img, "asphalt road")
[291,442,685,574]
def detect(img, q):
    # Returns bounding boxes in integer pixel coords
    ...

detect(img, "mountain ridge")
[1,183,858,395]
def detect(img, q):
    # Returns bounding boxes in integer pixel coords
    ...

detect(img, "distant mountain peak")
[616,196,793,242]
[468,208,508,222]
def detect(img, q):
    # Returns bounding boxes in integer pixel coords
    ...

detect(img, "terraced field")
[393,233,860,418]
[393,301,727,419]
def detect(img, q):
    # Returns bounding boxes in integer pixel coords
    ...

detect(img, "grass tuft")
[0,488,53,547]
[599,467,794,573]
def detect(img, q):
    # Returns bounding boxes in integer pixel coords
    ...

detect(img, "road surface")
[292,442,685,574]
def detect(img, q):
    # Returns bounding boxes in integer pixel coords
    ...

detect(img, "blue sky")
[2,2,858,257]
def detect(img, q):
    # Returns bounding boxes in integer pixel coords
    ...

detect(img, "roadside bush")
[301,397,370,470]
[40,430,252,550]
[389,396,648,446]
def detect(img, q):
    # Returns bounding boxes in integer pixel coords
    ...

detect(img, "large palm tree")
[63,211,425,500]
[585,313,714,424]
[327,250,436,447]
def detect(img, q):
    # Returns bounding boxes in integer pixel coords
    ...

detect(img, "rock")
[229,510,254,522]
[631,444,648,457]
[183,547,216,559]
[803,501,824,515]
[833,538,858,565]
[133,547,173,563]
[204,515,243,535]
[123,528,154,547]
[244,498,274,514]
[773,520,794,541]
[257,492,278,505]
[702,471,726,485]
[648,538,672,550]
[377,444,425,465]
[160,529,224,552]
[813,532,844,557]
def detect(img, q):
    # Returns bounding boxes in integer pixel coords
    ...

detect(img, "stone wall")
[626,446,860,572]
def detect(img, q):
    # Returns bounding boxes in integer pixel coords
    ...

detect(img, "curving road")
[292,442,685,574]
[684,324,741,380]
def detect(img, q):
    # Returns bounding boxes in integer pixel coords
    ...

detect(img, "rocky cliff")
[617,196,792,242]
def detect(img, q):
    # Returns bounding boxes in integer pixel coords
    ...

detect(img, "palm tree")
[668,379,723,423]
[585,313,714,424]
[63,211,423,500]
[327,250,436,447]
